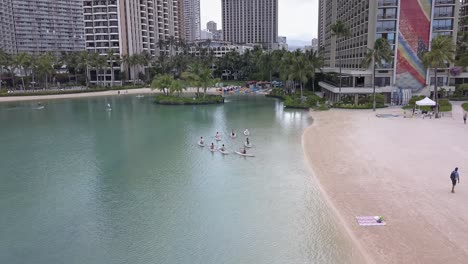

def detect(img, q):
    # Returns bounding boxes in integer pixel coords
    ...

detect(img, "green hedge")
[283,94,326,109]
[155,94,224,105]
[462,103,468,111]
[448,97,468,101]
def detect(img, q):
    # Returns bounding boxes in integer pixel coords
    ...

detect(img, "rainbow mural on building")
[395,0,432,91]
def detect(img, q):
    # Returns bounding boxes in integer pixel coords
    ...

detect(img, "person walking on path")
[464,112,467,125]
[451,168,460,193]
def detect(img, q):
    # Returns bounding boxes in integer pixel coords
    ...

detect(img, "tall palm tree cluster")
[0,49,153,90]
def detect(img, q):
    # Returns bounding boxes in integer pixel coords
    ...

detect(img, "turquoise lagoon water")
[0,95,356,264]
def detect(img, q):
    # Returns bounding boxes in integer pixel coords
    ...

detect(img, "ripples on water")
[0,95,357,264]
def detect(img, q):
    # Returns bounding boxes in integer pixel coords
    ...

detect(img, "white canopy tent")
[416,97,436,106]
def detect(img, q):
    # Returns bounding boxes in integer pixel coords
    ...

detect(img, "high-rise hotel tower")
[221,0,278,50]
[318,0,460,104]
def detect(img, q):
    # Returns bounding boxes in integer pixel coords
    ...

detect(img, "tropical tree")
[91,55,107,86]
[423,35,456,118]
[361,38,393,111]
[0,49,9,89]
[305,49,324,92]
[169,79,185,96]
[36,52,56,89]
[14,52,32,90]
[106,49,117,87]
[181,62,203,95]
[198,66,216,97]
[77,51,93,87]
[287,53,312,99]
[331,20,351,101]
[151,74,173,96]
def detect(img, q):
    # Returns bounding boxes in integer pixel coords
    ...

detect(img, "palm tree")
[423,35,456,118]
[151,74,173,96]
[92,55,107,86]
[0,49,8,89]
[182,62,201,95]
[14,52,32,90]
[106,49,117,87]
[77,51,93,88]
[120,54,131,83]
[361,38,393,111]
[170,79,185,96]
[36,52,56,90]
[331,20,351,101]
[305,49,324,92]
[199,67,216,97]
[288,53,311,99]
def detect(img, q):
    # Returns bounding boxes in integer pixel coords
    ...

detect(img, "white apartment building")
[221,0,278,50]
[182,0,201,42]
[0,0,84,54]
[188,40,253,58]
[318,0,460,104]
[83,0,181,86]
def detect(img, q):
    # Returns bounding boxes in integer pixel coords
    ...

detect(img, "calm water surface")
[0,95,355,264]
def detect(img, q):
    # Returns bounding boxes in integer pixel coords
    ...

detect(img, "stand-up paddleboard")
[218,149,230,155]
[230,133,237,139]
[215,136,222,141]
[244,142,252,148]
[235,151,255,157]
[243,130,250,136]
[209,147,217,152]
[136,95,145,98]
[198,142,205,147]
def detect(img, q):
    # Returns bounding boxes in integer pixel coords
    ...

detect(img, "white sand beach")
[303,102,468,263]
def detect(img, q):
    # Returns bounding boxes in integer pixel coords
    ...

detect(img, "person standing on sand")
[451,168,460,193]
[463,112,467,125]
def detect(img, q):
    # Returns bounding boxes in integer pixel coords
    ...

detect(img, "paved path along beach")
[303,105,468,264]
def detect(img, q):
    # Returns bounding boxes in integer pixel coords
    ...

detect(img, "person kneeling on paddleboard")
[220,144,226,151]
[200,137,204,144]
[210,143,215,150]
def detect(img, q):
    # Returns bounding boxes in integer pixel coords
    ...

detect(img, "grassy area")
[155,94,224,105]
[462,103,468,111]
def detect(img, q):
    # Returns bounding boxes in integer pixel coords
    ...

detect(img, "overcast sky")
[200,0,318,43]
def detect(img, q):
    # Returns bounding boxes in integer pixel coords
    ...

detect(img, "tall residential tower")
[318,0,460,104]
[0,0,85,54]
[182,0,201,42]
[221,0,278,50]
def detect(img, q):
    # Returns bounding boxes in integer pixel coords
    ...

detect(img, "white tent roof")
[416,97,436,106]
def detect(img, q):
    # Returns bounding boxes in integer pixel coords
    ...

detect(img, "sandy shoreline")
[0,87,230,103]
[303,103,468,263]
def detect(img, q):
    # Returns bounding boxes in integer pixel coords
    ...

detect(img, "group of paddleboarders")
[198,129,252,154]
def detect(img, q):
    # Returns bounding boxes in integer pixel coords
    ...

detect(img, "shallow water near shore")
[0,95,358,264]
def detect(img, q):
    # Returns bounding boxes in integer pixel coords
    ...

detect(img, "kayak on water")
[235,151,255,157]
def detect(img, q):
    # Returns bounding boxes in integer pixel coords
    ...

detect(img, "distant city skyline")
[200,0,317,42]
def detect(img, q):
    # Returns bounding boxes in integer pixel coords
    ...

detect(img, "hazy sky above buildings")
[200,0,318,44]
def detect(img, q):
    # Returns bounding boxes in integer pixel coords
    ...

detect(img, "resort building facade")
[318,0,460,104]
[83,0,181,86]
[0,0,85,54]
[221,0,278,50]
[460,0,468,34]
